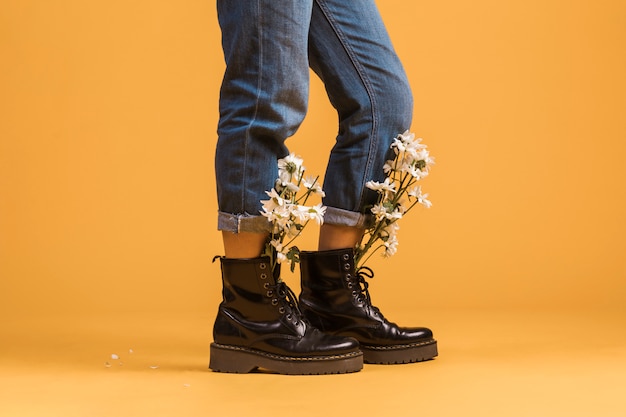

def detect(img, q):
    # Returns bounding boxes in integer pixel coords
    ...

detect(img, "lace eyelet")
[259,263,266,269]
[286,314,292,320]
[342,253,350,261]
[352,290,357,296]
[272,298,278,306]
[263,282,270,289]
[266,290,274,297]
[343,263,350,270]
[279,307,285,314]
[347,282,353,288]
[260,273,267,280]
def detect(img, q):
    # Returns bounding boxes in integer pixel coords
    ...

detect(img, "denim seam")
[239,0,265,231]
[314,0,380,213]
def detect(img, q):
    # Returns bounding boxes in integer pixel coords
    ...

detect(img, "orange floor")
[1,308,625,417]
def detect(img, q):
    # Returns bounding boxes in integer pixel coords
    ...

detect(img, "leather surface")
[300,248,435,347]
[213,256,360,357]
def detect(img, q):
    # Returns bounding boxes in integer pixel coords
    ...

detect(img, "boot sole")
[209,343,363,375]
[362,339,438,364]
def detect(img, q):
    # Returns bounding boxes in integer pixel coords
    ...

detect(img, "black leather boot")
[299,248,438,364]
[209,256,363,374]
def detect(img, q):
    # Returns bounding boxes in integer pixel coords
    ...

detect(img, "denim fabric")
[216,0,413,233]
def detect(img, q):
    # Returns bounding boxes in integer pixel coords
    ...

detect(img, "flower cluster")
[354,130,434,270]
[261,153,326,273]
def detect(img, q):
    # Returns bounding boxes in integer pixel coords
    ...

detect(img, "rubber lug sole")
[209,343,363,375]
[362,339,438,364]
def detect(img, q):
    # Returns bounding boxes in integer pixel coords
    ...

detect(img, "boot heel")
[210,343,364,375]
[209,343,258,373]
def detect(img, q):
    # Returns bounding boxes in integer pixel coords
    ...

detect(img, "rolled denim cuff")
[323,206,374,229]
[217,212,272,234]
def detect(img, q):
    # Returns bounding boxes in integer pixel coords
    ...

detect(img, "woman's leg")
[215,0,313,251]
[211,1,363,375]
[299,0,437,365]
[221,231,268,259]
[318,224,363,251]
[308,0,414,246]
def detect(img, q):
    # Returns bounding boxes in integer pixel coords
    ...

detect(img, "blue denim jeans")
[216,0,413,233]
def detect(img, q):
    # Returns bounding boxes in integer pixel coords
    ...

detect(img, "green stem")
[356,244,385,271]
[283,219,309,248]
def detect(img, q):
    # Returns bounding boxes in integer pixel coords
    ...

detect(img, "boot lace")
[354,266,383,317]
[268,281,306,326]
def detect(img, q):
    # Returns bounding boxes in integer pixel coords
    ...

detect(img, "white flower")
[380,222,400,239]
[291,205,311,225]
[383,234,399,257]
[403,162,426,180]
[407,184,420,198]
[274,206,293,229]
[383,160,396,174]
[370,203,402,221]
[408,185,432,208]
[306,203,326,225]
[278,153,305,182]
[355,130,434,270]
[260,189,283,214]
[261,154,327,274]
[386,208,403,221]
[303,176,325,197]
[276,252,288,264]
[418,194,432,208]
[263,204,292,229]
[391,137,406,154]
[370,203,389,221]
[392,131,428,165]
[366,178,396,195]
[277,170,292,187]
[270,239,289,263]
[416,149,433,165]
[269,239,283,252]
[283,182,300,193]
[400,130,427,150]
[397,130,415,143]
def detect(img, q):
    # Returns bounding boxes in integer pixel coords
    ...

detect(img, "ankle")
[318,224,363,251]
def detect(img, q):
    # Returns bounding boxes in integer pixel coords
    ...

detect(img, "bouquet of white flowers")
[354,130,435,271]
[260,153,326,275]
[259,131,433,276]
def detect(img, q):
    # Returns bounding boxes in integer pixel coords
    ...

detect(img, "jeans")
[216,0,413,233]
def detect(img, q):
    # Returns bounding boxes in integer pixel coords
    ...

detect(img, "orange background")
[2,0,625,314]
[1,1,625,416]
